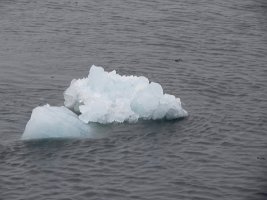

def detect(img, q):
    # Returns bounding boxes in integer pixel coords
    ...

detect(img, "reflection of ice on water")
[22,65,187,140]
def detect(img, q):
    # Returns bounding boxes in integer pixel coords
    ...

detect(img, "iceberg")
[64,65,188,124]
[22,65,187,140]
[22,105,90,140]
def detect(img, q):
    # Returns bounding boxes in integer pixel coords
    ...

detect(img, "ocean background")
[0,0,266,199]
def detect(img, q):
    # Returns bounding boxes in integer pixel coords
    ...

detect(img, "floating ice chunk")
[64,65,188,124]
[22,65,188,140]
[22,105,90,140]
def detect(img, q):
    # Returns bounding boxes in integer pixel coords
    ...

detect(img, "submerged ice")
[22,65,187,140]
[64,65,188,124]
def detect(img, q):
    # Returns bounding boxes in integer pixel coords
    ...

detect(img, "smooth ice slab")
[22,105,90,140]
[64,65,188,124]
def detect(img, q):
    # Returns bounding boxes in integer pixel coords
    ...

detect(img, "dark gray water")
[0,0,267,199]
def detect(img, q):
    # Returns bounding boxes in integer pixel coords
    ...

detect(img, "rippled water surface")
[0,0,267,199]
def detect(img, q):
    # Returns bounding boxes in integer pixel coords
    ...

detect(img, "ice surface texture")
[22,105,90,140]
[64,65,188,124]
[22,65,187,140]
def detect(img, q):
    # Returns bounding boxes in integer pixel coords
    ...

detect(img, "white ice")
[22,65,188,140]
[64,65,188,124]
[22,105,90,140]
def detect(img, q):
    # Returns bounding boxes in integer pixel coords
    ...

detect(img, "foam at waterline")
[64,65,188,124]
